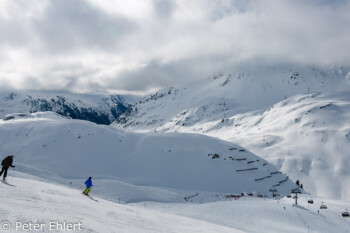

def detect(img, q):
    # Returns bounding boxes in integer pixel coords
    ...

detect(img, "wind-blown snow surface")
[113,66,350,199]
[0,112,297,200]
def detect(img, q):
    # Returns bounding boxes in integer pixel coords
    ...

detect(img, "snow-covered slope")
[0,175,243,233]
[203,92,350,200]
[143,91,350,199]
[134,196,350,233]
[1,174,349,233]
[115,65,349,131]
[1,112,349,233]
[113,65,350,200]
[0,112,297,199]
[0,91,129,124]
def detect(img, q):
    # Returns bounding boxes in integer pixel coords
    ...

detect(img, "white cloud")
[87,0,154,21]
[0,0,349,94]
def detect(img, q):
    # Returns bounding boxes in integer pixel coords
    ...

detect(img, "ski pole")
[12,167,14,183]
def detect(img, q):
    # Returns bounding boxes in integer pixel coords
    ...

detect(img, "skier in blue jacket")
[82,177,93,195]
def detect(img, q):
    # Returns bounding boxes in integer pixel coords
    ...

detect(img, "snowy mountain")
[115,65,349,130]
[203,91,350,200]
[0,91,130,124]
[113,65,350,199]
[0,112,297,199]
[1,113,349,233]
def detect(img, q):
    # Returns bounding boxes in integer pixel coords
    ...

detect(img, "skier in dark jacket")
[82,177,93,195]
[0,155,15,181]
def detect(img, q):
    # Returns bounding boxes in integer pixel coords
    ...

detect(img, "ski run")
[0,172,349,233]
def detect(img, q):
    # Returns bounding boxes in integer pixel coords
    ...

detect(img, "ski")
[184,192,199,201]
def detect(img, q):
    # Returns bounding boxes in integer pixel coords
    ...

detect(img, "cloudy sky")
[0,0,349,94]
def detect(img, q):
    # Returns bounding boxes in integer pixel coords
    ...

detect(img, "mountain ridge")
[0,90,130,124]
[112,65,350,199]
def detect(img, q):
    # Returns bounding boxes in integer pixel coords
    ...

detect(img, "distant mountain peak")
[112,65,350,199]
[0,90,130,125]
